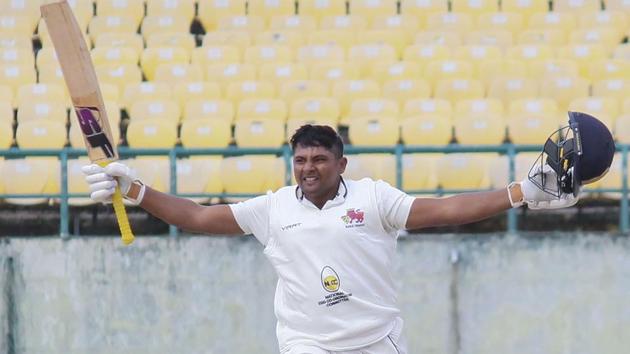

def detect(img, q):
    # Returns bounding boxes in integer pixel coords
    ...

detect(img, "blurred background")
[0,0,629,353]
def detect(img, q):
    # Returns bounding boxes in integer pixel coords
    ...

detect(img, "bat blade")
[41,1,134,245]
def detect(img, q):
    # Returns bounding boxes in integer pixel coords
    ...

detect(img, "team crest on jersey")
[340,208,365,228]
[321,266,340,292]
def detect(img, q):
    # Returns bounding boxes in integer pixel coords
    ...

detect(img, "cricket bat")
[41,1,134,245]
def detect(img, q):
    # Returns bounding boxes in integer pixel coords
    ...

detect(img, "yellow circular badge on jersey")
[321,266,340,292]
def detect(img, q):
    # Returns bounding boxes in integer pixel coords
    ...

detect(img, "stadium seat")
[96,0,145,27]
[368,61,423,84]
[453,45,504,74]
[258,62,309,88]
[216,15,265,33]
[592,79,630,101]
[370,15,420,41]
[0,63,36,94]
[0,1,40,33]
[67,157,94,206]
[424,60,474,87]
[122,82,172,110]
[249,0,296,19]
[297,44,346,64]
[0,15,32,38]
[506,44,555,63]
[0,118,11,148]
[330,79,381,117]
[344,153,397,186]
[605,0,630,13]
[528,12,578,38]
[382,79,432,109]
[569,28,620,54]
[507,111,561,144]
[587,59,630,81]
[527,59,580,80]
[179,118,232,147]
[126,157,171,194]
[319,15,369,31]
[557,44,608,77]
[35,47,60,71]
[91,46,140,67]
[0,85,11,109]
[94,33,145,54]
[290,97,340,122]
[538,76,590,111]
[88,15,139,42]
[299,0,347,19]
[403,44,452,70]
[244,45,294,66]
[307,30,357,49]
[147,32,197,54]
[553,0,602,13]
[280,79,330,104]
[234,118,285,147]
[568,97,618,128]
[509,97,559,116]
[33,63,64,87]
[202,31,252,54]
[0,48,34,69]
[154,63,204,85]
[220,155,286,195]
[17,83,68,110]
[15,119,66,149]
[146,0,196,21]
[399,0,448,22]
[578,11,628,35]
[183,98,234,122]
[348,0,397,23]
[403,98,452,117]
[128,99,181,122]
[141,15,191,39]
[453,113,505,145]
[487,76,538,106]
[0,33,32,50]
[309,62,360,83]
[176,156,224,203]
[455,98,504,117]
[236,98,287,122]
[173,82,222,110]
[126,118,178,148]
[347,116,400,146]
[426,13,475,36]
[225,80,276,105]
[400,114,452,146]
[451,0,500,17]
[436,153,490,190]
[614,114,630,143]
[434,78,485,104]
[95,63,143,93]
[597,153,627,199]
[17,100,67,123]
[401,153,440,193]
[140,46,190,81]
[465,30,514,49]
[345,98,399,124]
[1,158,60,205]
[487,153,538,189]
[269,15,317,32]
[205,63,257,88]
[198,0,246,31]
[355,30,409,57]
[254,30,306,48]
[476,12,525,36]
[517,28,567,46]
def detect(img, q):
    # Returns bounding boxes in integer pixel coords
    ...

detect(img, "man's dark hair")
[290,124,344,158]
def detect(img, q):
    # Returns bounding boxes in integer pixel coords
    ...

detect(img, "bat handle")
[112,186,135,245]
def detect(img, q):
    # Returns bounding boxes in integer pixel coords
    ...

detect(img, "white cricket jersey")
[229,178,415,351]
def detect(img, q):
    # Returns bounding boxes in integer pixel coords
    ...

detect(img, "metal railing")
[0,144,628,237]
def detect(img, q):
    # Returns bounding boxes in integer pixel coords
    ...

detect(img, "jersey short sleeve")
[229,194,271,245]
[374,180,415,232]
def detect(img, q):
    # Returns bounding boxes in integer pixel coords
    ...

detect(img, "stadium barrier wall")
[0,234,629,354]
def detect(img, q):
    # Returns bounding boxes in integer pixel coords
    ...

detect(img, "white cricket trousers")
[283,318,407,354]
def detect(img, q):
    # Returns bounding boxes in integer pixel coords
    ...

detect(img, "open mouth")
[302,176,319,183]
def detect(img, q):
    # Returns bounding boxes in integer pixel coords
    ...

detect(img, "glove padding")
[520,164,579,209]
[82,162,136,204]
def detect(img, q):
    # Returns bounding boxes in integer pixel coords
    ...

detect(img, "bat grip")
[97,161,135,245]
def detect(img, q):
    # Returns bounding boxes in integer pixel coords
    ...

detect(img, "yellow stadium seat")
[553,0,601,13]
[91,46,139,67]
[94,33,144,53]
[518,28,567,46]
[220,155,286,195]
[37,63,65,87]
[465,30,514,49]
[455,98,504,116]
[269,14,317,32]
[176,156,224,203]
[216,15,265,33]
[0,33,31,50]
[0,1,39,33]
[347,116,400,146]
[255,30,306,48]
[244,45,294,65]
[557,43,608,76]
[290,97,340,122]
[414,31,463,47]
[2,158,60,205]
[69,101,121,148]
[476,12,524,35]
[128,99,181,122]
[146,0,196,21]
[286,117,338,140]
[180,118,232,147]
[0,48,33,68]
[141,15,191,39]
[382,79,432,108]
[614,114,630,143]
[592,79,630,100]
[280,79,330,103]
[606,0,630,13]
[434,78,485,104]
[140,46,190,81]
[355,30,409,57]
[403,98,452,117]
[451,0,500,17]
[205,62,257,88]
[146,32,197,54]
[528,12,578,37]
[348,0,397,23]
[297,44,345,64]
[527,58,580,80]
[259,62,309,87]
[309,61,360,84]
[424,60,474,87]
[0,106,12,144]
[126,118,178,148]
[17,100,67,123]
[234,118,285,147]
[174,82,222,110]
[368,61,422,84]
[402,44,451,71]
[538,76,590,111]
[307,30,356,49]
[88,15,138,42]
[197,0,246,31]
[587,59,630,81]
[579,11,628,35]
[507,110,563,144]
[320,15,369,31]
[154,63,204,84]
[370,15,420,41]
[454,113,505,145]
[346,97,399,121]
[400,0,448,26]
[568,96,619,127]
[15,119,66,149]
[0,63,35,94]
[487,76,538,106]
[502,0,548,18]
[400,114,452,145]
[67,0,95,30]
[202,30,251,53]
[225,80,276,104]
[17,83,67,110]
[67,156,94,206]
[249,0,296,19]
[125,157,170,194]
[122,82,172,110]
[598,153,628,199]
[509,97,559,116]
[344,153,397,185]
[331,79,381,117]
[453,45,504,74]
[0,15,32,36]
[236,98,287,121]
[401,153,440,192]
[35,46,59,70]
[506,44,555,63]
[96,0,145,26]
[570,28,621,54]
[95,63,143,93]
[299,0,346,19]
[183,98,234,122]
[426,12,475,35]
[436,153,489,189]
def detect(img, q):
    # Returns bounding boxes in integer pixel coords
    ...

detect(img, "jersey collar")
[295,177,348,209]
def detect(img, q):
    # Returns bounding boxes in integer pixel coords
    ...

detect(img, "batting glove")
[82,162,145,205]
[514,164,579,210]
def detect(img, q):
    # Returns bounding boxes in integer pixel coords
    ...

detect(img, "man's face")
[293,144,347,201]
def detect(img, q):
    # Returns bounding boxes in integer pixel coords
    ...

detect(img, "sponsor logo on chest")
[340,208,365,228]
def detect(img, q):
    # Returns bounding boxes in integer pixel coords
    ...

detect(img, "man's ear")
[338,156,348,174]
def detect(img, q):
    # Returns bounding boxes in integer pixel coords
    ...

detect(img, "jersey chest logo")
[340,208,365,228]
